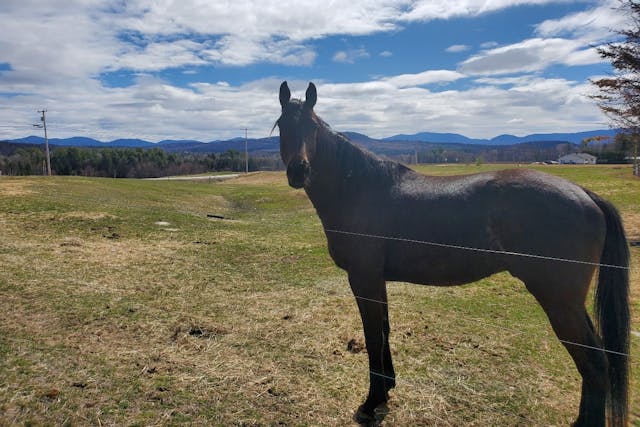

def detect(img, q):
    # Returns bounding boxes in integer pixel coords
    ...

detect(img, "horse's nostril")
[286,160,310,188]
[290,160,309,175]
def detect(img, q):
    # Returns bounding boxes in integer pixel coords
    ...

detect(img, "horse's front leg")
[349,272,395,424]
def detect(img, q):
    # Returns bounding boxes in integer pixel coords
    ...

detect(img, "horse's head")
[276,81,318,189]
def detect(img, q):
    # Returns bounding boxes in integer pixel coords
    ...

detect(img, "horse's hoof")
[353,403,389,426]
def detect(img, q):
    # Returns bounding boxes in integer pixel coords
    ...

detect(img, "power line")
[324,229,630,270]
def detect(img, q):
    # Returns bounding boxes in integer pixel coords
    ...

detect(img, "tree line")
[0,145,283,177]
[2,138,635,177]
[411,142,576,164]
[394,137,633,165]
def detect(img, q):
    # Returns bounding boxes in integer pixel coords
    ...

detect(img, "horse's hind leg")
[535,298,608,427]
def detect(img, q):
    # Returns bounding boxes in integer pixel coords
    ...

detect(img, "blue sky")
[0,1,626,141]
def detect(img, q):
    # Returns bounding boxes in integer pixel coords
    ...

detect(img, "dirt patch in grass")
[171,320,229,342]
[345,337,366,354]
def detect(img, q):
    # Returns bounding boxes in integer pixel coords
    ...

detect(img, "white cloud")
[332,48,370,64]
[535,0,625,42]
[203,36,317,66]
[115,1,401,40]
[379,50,394,57]
[459,37,605,75]
[473,75,538,86]
[480,41,499,49]
[446,44,470,53]
[0,0,606,79]
[383,70,466,87]
[1,0,589,77]
[398,0,575,21]
[450,1,622,78]
[113,40,208,71]
[564,47,603,66]
[458,0,618,78]
[312,77,605,138]
[0,72,608,142]
[332,51,350,63]
[0,1,116,89]
[109,0,404,67]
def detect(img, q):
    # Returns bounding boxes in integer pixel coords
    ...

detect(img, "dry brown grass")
[57,211,118,221]
[624,212,640,241]
[227,171,287,186]
[0,179,35,196]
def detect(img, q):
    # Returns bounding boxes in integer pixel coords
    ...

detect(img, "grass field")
[0,164,638,426]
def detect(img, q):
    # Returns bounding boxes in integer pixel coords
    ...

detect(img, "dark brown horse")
[276,81,630,426]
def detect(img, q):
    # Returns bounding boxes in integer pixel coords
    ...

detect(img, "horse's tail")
[587,189,630,427]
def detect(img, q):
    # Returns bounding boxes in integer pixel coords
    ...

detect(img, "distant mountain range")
[381,129,619,145]
[3,128,619,155]
[8,135,281,153]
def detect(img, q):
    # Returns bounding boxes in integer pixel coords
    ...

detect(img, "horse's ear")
[279,81,291,108]
[304,82,317,110]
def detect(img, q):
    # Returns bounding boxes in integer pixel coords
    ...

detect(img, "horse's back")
[393,168,604,234]
[377,168,607,287]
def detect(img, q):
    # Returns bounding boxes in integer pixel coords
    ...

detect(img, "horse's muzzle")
[286,159,310,189]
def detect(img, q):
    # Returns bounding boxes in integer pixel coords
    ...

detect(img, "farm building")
[558,153,597,164]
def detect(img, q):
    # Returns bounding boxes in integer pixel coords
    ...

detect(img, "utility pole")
[634,133,639,176]
[36,109,51,176]
[244,128,248,174]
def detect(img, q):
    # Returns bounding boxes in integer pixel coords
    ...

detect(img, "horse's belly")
[383,248,504,286]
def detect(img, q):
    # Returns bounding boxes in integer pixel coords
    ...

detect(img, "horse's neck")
[306,127,395,216]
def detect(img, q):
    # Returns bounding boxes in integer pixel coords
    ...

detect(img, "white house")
[558,153,597,165]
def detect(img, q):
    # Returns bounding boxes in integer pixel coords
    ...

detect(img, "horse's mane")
[314,116,410,187]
